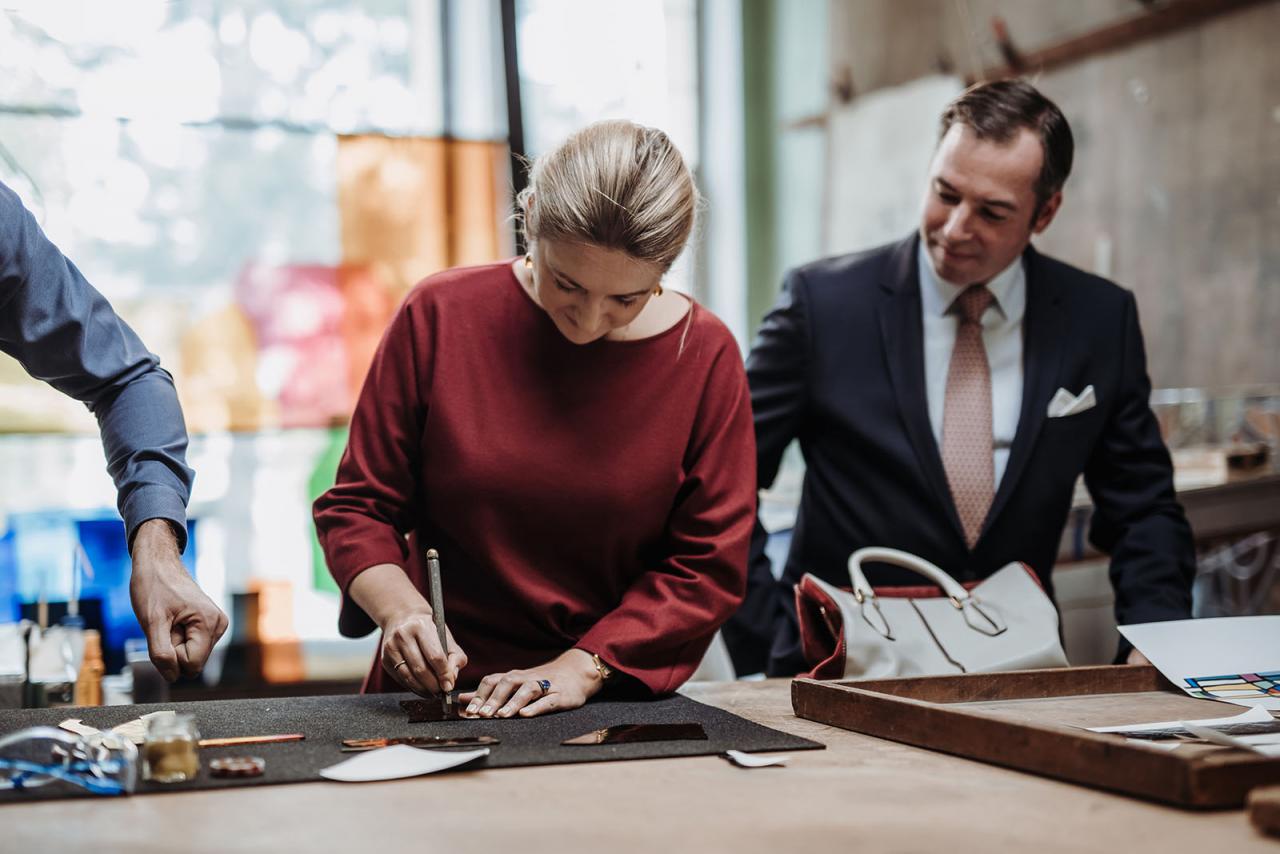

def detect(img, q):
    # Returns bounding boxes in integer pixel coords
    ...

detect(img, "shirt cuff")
[121,485,189,553]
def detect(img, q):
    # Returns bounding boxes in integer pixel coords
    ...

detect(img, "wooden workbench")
[7,680,1276,853]
[1057,470,1280,563]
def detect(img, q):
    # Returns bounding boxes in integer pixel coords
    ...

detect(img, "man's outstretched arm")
[0,180,227,679]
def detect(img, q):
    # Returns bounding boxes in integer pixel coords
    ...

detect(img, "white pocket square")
[1047,385,1096,418]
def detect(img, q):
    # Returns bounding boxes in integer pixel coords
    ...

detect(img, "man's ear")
[1032,190,1062,234]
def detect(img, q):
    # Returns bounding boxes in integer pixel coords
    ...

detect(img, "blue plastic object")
[0,527,17,623]
[0,512,197,674]
[0,726,137,796]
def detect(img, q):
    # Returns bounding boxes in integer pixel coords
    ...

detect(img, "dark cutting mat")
[0,692,823,802]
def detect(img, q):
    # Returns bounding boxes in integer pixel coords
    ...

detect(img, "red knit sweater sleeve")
[575,337,757,694]
[313,287,431,636]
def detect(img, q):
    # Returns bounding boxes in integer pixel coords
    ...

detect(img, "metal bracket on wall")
[969,0,1276,84]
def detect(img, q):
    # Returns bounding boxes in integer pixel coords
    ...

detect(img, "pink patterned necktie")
[942,284,995,549]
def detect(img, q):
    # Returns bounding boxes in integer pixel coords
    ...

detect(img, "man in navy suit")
[722,80,1194,677]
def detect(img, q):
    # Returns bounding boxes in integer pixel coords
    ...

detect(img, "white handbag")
[795,547,1069,679]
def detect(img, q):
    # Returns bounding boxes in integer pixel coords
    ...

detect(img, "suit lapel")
[877,235,965,542]
[982,244,1065,536]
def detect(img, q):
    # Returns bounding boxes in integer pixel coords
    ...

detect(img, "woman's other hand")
[460,649,603,719]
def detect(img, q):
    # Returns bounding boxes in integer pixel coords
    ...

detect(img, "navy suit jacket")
[722,235,1194,676]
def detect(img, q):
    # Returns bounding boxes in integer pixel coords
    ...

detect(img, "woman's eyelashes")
[553,277,640,307]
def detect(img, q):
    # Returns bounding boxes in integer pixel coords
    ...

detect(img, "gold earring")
[524,254,533,269]
[655,283,664,296]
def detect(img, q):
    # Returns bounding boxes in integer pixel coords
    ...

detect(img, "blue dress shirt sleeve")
[0,180,193,552]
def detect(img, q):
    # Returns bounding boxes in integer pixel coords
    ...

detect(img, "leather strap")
[846,547,970,601]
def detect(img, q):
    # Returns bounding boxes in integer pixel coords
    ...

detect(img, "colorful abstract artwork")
[1184,672,1280,702]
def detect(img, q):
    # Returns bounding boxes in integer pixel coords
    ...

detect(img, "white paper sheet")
[724,750,790,768]
[1180,721,1280,756]
[1087,705,1273,735]
[319,745,489,782]
[1118,616,1280,709]
[1093,707,1280,754]
[59,709,175,746]
[1124,739,1183,751]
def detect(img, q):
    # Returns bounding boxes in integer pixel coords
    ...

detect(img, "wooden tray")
[792,665,1280,809]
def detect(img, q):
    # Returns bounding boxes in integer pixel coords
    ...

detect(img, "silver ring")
[393,660,409,670]
[537,678,551,695]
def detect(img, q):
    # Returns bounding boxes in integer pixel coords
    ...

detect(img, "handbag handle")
[847,547,970,603]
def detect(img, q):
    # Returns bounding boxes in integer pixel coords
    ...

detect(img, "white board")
[824,74,964,256]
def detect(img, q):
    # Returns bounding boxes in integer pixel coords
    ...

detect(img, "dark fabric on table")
[0,692,822,803]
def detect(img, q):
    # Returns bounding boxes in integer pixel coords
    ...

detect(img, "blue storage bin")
[0,512,197,673]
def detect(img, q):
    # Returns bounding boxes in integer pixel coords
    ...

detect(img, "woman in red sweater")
[314,120,755,719]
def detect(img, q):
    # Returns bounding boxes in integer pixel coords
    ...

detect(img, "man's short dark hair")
[939,79,1074,216]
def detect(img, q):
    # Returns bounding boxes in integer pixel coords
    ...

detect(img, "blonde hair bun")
[517,120,698,273]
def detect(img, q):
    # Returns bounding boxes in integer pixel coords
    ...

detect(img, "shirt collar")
[917,241,1026,323]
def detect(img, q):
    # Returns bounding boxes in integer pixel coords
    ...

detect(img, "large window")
[514,0,698,293]
[0,1,508,677]
[0,0,706,679]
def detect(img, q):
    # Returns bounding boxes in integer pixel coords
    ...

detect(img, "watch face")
[561,723,708,746]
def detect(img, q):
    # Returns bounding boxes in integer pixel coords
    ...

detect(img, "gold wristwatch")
[590,652,614,682]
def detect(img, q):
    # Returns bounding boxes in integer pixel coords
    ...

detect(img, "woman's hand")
[460,649,603,719]
[348,563,468,696]
[1126,648,1151,666]
[380,607,468,696]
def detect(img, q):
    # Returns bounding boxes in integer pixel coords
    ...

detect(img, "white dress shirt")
[917,243,1025,489]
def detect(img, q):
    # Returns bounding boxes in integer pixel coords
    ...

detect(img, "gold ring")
[393,660,408,670]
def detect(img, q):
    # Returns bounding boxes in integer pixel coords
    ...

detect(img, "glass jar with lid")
[143,712,200,783]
